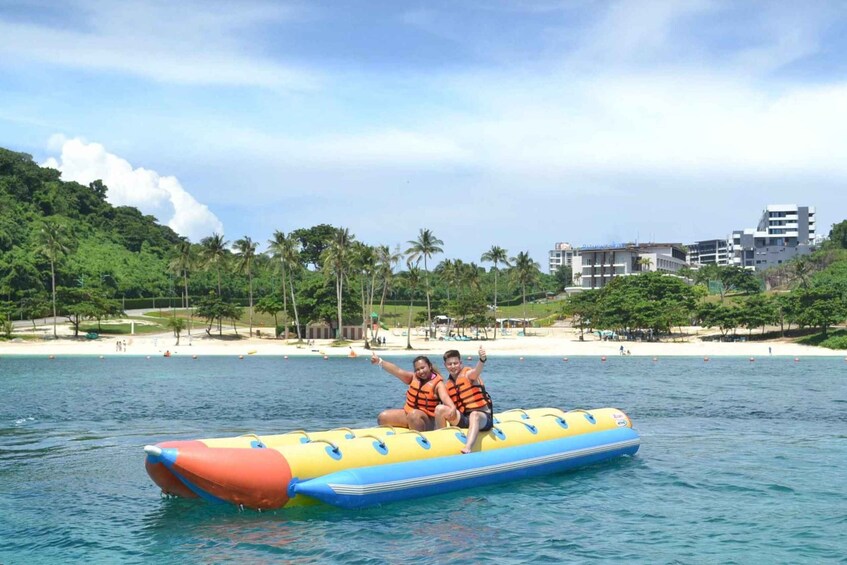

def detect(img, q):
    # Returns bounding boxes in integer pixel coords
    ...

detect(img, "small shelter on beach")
[495,317,536,329]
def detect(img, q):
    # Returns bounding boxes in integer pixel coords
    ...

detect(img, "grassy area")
[143,302,564,331]
[796,328,847,349]
[79,318,169,335]
[2,334,48,342]
[379,301,562,326]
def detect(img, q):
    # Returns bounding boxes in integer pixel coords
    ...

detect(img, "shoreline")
[2,327,845,358]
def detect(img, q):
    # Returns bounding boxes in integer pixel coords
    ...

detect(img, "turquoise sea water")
[1,354,845,563]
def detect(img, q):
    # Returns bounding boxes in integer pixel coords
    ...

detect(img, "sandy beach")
[2,322,845,359]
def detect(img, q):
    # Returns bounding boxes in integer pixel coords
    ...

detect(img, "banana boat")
[144,407,639,510]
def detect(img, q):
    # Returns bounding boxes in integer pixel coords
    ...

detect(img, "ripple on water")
[1,356,846,563]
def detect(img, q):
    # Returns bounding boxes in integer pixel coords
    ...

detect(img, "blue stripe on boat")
[292,427,639,508]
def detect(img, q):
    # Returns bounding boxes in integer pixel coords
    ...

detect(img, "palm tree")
[405,228,443,338]
[481,245,510,340]
[281,239,304,342]
[234,236,258,336]
[200,233,229,295]
[375,244,401,343]
[200,233,229,334]
[435,259,460,303]
[636,257,653,272]
[37,221,73,338]
[322,228,354,340]
[404,260,422,350]
[791,256,811,289]
[168,239,194,335]
[511,251,540,336]
[268,231,305,342]
[268,230,291,339]
[353,242,378,346]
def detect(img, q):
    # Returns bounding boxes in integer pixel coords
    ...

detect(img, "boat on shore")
[144,407,639,510]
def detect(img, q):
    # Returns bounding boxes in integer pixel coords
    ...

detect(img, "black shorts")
[457,410,493,432]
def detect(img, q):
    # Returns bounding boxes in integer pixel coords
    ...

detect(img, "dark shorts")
[457,410,493,432]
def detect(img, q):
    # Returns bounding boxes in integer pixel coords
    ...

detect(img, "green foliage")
[195,291,228,335]
[291,224,340,269]
[797,329,847,349]
[738,294,779,334]
[165,316,186,344]
[790,286,847,336]
[58,287,121,336]
[592,272,697,335]
[0,312,12,339]
[696,302,743,336]
[256,294,285,330]
[4,147,846,350]
[0,148,181,312]
[562,290,600,338]
[826,220,847,250]
[553,265,573,291]
[296,271,361,329]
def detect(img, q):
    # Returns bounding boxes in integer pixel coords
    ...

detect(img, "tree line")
[3,147,846,348]
[1,147,559,343]
[563,243,847,349]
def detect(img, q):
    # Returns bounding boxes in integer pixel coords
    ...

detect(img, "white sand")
[2,324,844,359]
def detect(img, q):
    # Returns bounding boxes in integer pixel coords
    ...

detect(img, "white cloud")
[42,135,223,242]
[0,1,319,90]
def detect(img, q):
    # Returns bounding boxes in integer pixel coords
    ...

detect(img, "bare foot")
[461,447,471,454]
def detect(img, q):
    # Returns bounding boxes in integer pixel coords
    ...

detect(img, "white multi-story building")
[730,205,816,270]
[688,239,730,266]
[572,243,688,289]
[548,242,576,274]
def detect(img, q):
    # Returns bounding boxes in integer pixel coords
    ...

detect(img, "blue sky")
[2,0,846,267]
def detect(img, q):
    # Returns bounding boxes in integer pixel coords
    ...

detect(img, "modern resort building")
[687,239,731,266]
[571,243,689,289]
[729,204,816,270]
[548,242,576,274]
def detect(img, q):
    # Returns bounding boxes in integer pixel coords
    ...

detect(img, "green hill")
[0,147,182,307]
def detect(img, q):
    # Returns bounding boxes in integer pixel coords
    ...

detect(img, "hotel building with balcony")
[571,243,688,289]
[729,205,816,270]
[687,238,731,266]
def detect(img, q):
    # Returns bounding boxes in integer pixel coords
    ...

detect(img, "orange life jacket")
[446,367,493,413]
[404,374,443,417]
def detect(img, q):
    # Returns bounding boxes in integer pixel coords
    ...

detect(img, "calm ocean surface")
[1,354,845,564]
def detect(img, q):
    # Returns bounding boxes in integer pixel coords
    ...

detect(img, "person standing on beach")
[371,353,455,431]
[435,348,493,454]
